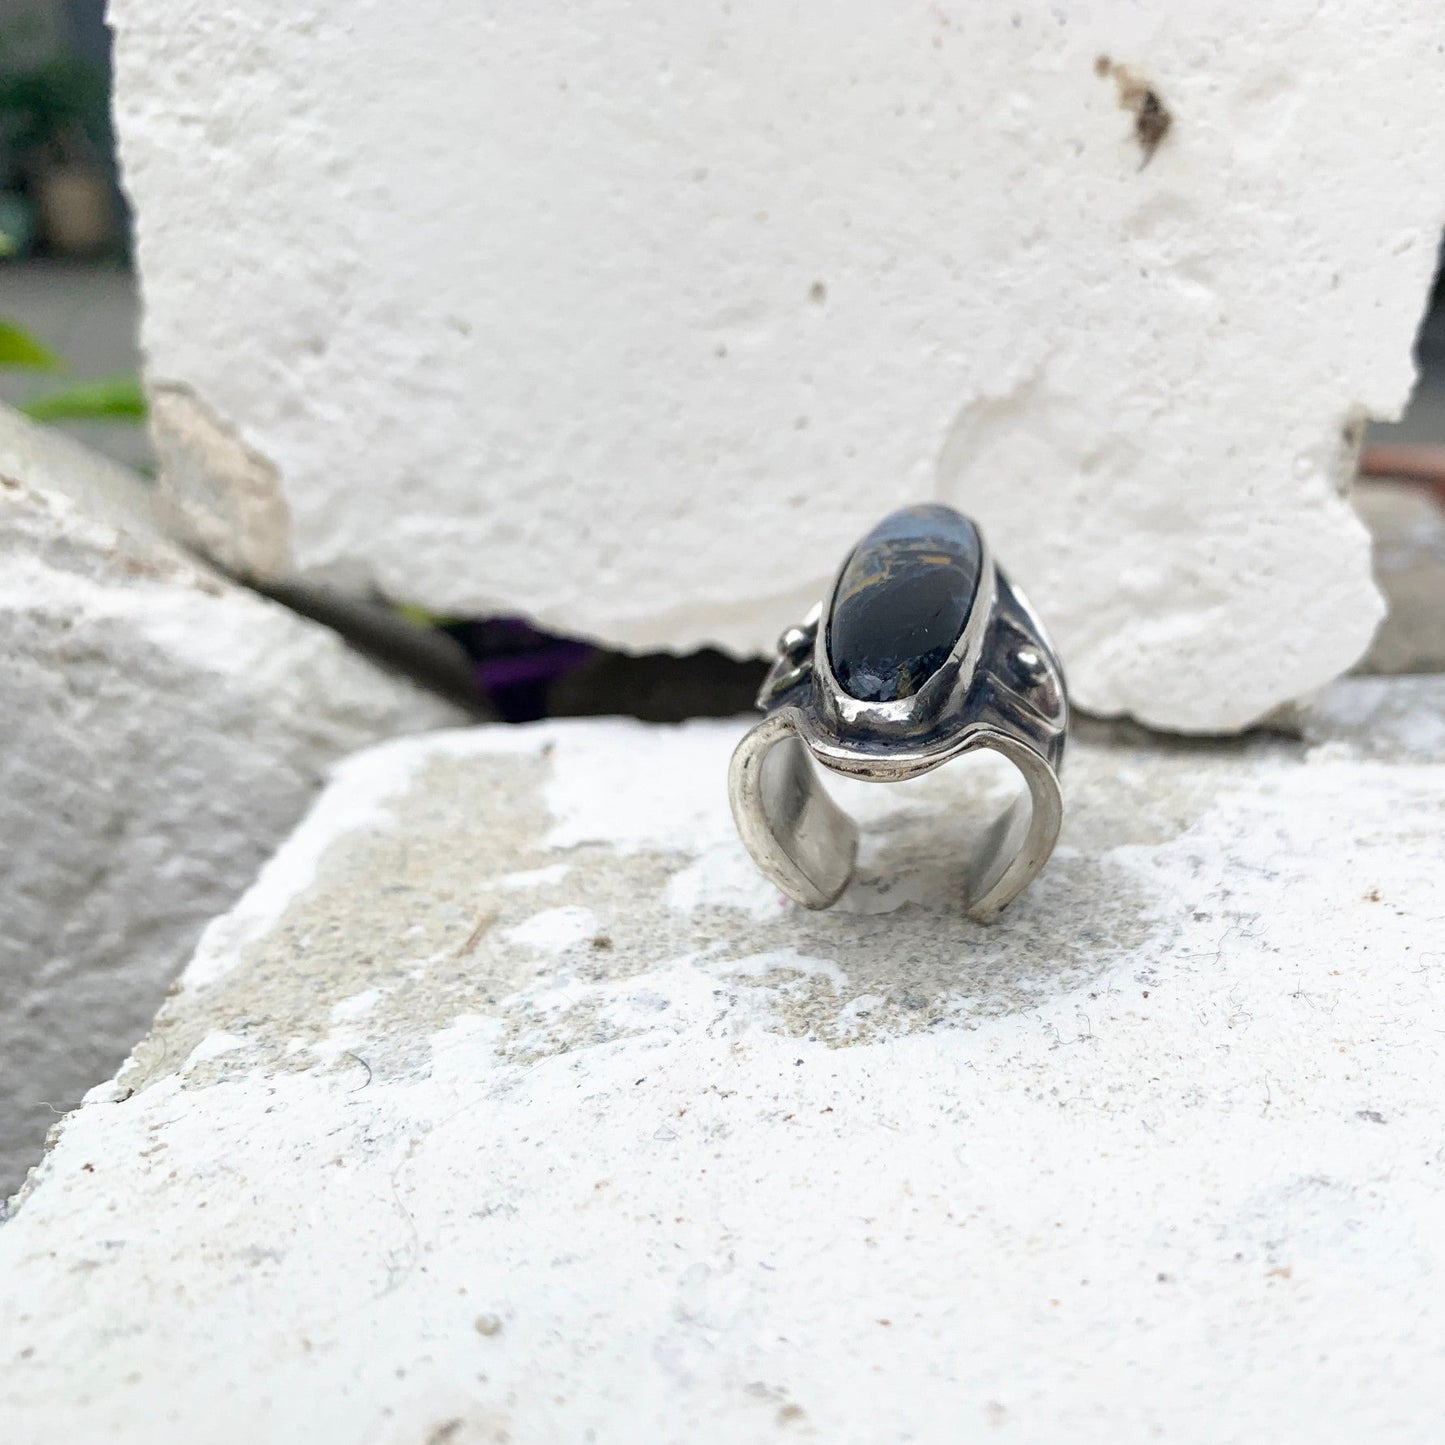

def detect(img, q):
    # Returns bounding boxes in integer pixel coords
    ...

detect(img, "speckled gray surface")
[4,689,1445,1443]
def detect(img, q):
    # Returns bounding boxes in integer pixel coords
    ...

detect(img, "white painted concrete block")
[0,404,465,1194]
[4,685,1444,1441]
[110,1,1445,730]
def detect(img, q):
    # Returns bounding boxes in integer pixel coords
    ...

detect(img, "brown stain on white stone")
[1095,55,1172,166]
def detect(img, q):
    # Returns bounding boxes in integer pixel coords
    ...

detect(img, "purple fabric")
[441,616,595,722]
[472,640,594,690]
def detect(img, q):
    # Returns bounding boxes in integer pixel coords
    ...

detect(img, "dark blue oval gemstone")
[827,504,982,702]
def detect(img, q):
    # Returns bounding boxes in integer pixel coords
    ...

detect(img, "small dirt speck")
[1095,55,1172,165]
[474,1313,504,1337]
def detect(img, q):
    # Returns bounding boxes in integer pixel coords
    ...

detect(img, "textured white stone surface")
[4,687,1443,1442]
[1355,479,1445,674]
[0,405,464,1194]
[110,0,1445,730]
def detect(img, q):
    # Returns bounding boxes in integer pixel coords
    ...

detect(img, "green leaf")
[20,374,147,423]
[395,601,462,629]
[0,320,62,370]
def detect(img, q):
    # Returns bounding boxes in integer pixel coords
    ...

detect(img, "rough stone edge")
[145,381,293,579]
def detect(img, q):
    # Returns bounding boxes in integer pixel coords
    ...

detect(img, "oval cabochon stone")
[827,503,982,702]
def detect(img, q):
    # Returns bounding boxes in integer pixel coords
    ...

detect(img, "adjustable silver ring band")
[728,507,1068,922]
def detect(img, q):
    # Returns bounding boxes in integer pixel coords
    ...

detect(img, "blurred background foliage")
[0,2,144,435]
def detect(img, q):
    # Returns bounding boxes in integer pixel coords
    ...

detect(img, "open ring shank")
[728,713,1062,921]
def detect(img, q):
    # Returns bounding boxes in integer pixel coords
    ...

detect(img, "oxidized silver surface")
[728,511,1068,921]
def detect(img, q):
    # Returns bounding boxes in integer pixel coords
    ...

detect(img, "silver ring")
[729,503,1068,921]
